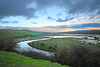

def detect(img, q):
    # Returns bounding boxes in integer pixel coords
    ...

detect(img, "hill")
[0,51,69,67]
[59,30,100,34]
[0,29,42,38]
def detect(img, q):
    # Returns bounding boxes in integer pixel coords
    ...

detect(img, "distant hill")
[0,29,42,38]
[60,30,100,34]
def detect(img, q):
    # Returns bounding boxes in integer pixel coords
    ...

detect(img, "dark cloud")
[62,0,100,14]
[56,18,65,22]
[45,26,56,28]
[56,13,62,16]
[89,16,95,19]
[33,22,37,24]
[0,0,35,19]
[45,25,69,28]
[12,21,19,23]
[87,0,100,13]
[56,17,74,22]
[34,0,100,15]
[89,15,100,19]
[47,16,55,20]
[70,23,100,28]
[5,26,20,29]
[1,21,9,24]
[0,0,100,19]
[73,23,100,28]
[57,25,67,28]
[34,0,60,9]
[0,21,19,24]
[45,23,100,29]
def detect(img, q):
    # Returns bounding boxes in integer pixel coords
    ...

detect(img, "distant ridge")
[60,30,100,34]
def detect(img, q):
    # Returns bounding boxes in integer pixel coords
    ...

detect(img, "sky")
[0,0,100,32]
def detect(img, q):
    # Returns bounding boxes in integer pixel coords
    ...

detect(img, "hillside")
[0,29,41,38]
[0,51,69,67]
[59,30,100,34]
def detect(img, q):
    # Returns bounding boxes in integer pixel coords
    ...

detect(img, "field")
[29,38,99,52]
[29,38,83,52]
[0,29,41,38]
[0,51,69,67]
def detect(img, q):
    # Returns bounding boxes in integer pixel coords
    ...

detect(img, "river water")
[48,36,86,38]
[17,38,54,56]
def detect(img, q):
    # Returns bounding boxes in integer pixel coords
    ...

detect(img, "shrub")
[18,50,53,61]
[54,45,100,67]
[0,35,17,52]
[40,43,45,47]
[53,46,71,65]
[49,46,52,49]
[70,45,89,67]
[85,48,100,67]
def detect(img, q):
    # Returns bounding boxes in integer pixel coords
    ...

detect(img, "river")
[16,36,99,56]
[16,36,86,56]
[17,38,54,56]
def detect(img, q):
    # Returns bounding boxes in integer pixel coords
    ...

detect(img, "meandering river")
[17,36,99,56]
[17,38,54,56]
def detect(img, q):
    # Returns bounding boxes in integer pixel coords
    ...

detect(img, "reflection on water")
[80,39,100,44]
[48,36,86,38]
[17,38,53,56]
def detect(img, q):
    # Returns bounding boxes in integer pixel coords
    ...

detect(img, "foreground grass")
[0,51,69,67]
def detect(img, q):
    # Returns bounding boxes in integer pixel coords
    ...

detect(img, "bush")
[49,46,52,49]
[85,48,100,67]
[70,45,89,67]
[18,50,53,61]
[54,45,100,67]
[40,43,45,47]
[0,35,17,52]
[53,46,71,65]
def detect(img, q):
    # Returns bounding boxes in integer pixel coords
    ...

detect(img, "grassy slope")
[0,51,69,67]
[0,29,41,38]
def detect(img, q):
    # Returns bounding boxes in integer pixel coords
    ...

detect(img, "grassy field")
[29,38,85,52]
[29,38,99,52]
[0,29,41,38]
[0,51,69,67]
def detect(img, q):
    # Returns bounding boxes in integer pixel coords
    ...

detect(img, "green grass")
[29,38,99,52]
[29,38,86,52]
[0,51,69,67]
[0,29,41,38]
